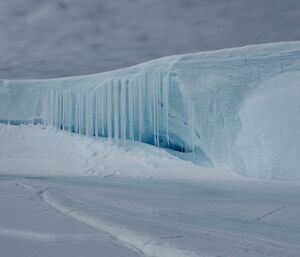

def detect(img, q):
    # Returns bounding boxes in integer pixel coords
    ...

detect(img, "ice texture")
[0,41,300,180]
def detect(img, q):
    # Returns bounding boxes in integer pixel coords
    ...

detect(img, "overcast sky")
[1,0,300,79]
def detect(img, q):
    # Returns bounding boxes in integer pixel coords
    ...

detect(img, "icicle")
[90,91,94,136]
[59,90,62,129]
[100,87,104,136]
[107,81,112,139]
[61,90,64,130]
[120,80,127,144]
[85,90,90,136]
[68,90,71,131]
[146,73,153,134]
[85,89,88,135]
[113,80,119,141]
[86,90,89,135]
[57,90,60,129]
[60,90,63,129]
[152,73,157,146]
[138,77,143,142]
[56,90,60,129]
[95,89,99,137]
[48,90,54,127]
[92,91,96,136]
[90,91,95,136]
[128,79,134,141]
[81,89,84,134]
[63,91,66,129]
[51,90,55,127]
[61,90,64,129]
[55,89,58,128]
[57,90,60,128]
[164,73,169,144]
[87,91,90,135]
[156,72,161,147]
[64,90,67,130]
[84,90,88,135]
[75,91,79,133]
[78,90,81,133]
[70,90,74,132]
[102,85,107,137]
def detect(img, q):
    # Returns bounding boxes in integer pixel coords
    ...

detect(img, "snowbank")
[0,124,238,180]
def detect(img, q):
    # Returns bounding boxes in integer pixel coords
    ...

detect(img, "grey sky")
[0,0,300,79]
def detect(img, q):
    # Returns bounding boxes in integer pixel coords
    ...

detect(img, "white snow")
[0,124,238,180]
[1,176,299,257]
[0,180,141,257]
[235,71,300,180]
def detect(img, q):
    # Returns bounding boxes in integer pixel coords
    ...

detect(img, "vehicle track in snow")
[29,177,300,257]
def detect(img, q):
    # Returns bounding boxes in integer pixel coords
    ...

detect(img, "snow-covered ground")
[1,175,300,257]
[0,124,238,180]
[0,124,300,257]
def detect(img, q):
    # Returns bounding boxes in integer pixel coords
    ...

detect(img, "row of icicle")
[46,72,175,146]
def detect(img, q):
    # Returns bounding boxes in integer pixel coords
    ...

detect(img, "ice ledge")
[1,41,300,180]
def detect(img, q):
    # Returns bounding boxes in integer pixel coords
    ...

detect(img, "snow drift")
[0,41,300,180]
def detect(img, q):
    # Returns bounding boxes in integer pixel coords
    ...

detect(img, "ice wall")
[1,41,300,180]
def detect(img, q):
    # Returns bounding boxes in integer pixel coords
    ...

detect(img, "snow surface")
[0,178,141,257]
[1,41,300,180]
[1,176,300,257]
[0,124,238,180]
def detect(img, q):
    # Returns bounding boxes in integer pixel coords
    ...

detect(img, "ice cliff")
[1,41,300,180]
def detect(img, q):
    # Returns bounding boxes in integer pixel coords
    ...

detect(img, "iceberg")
[1,41,300,180]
